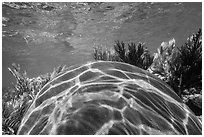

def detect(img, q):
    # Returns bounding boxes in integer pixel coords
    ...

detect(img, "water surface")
[2,2,202,90]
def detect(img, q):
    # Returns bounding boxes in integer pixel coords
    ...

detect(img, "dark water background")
[2,2,202,91]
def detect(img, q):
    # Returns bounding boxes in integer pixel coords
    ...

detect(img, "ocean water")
[2,2,202,91]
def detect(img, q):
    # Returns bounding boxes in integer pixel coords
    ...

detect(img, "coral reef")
[2,29,202,134]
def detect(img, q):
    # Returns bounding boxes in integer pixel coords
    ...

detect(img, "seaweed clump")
[148,38,177,81]
[2,64,67,135]
[93,29,202,116]
[171,29,202,97]
[168,29,202,116]
[148,29,202,116]
[149,29,202,97]
[93,41,154,70]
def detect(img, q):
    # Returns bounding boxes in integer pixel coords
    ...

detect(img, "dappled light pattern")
[17,61,201,135]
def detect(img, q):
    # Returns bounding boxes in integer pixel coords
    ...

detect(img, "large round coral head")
[17,61,202,135]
